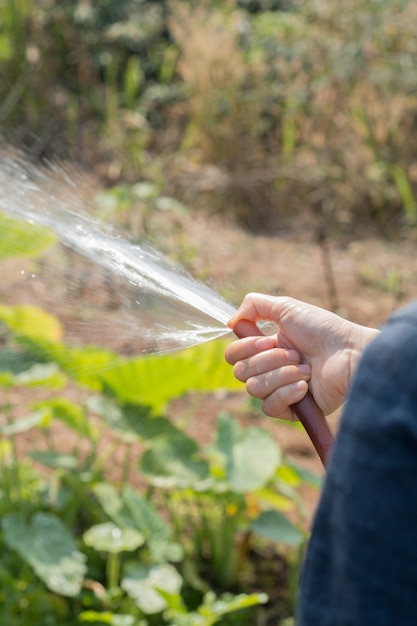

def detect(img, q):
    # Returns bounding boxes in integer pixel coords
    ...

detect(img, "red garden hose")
[233,319,334,468]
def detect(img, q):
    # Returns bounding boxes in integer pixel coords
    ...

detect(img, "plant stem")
[106,551,121,591]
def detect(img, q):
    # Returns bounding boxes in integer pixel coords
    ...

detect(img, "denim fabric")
[296,300,417,626]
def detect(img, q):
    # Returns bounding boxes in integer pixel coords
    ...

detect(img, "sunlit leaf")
[83,522,145,554]
[0,304,62,341]
[0,213,56,260]
[122,562,182,614]
[89,396,177,443]
[2,512,87,596]
[216,413,280,493]
[30,451,79,470]
[94,483,136,528]
[140,432,210,488]
[0,408,51,435]
[79,612,135,626]
[250,510,304,546]
[0,348,40,375]
[13,362,65,388]
[35,397,96,439]
[121,485,183,562]
[99,340,241,409]
[198,590,268,618]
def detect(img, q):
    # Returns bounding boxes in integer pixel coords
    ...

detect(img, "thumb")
[228,293,288,327]
[232,319,264,339]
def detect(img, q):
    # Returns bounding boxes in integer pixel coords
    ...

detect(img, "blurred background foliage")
[1,0,417,234]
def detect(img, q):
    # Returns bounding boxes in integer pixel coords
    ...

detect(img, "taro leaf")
[121,485,183,562]
[0,304,62,342]
[83,522,145,554]
[215,413,281,493]
[0,213,56,260]
[13,362,65,388]
[196,590,268,619]
[121,563,182,614]
[0,348,40,375]
[98,340,240,409]
[79,611,135,625]
[19,336,240,412]
[140,431,210,488]
[250,510,304,546]
[94,483,136,529]
[88,396,177,444]
[35,397,95,439]
[93,484,183,562]
[30,450,79,470]
[2,512,87,597]
[0,408,51,435]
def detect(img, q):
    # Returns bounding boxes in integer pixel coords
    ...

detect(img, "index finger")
[228,293,290,328]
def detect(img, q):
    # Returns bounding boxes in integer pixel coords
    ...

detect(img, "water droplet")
[111,527,122,539]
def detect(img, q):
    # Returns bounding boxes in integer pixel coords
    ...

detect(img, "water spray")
[0,146,334,466]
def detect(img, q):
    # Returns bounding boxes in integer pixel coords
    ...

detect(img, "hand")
[225,293,379,420]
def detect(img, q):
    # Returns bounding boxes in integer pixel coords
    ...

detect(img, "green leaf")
[99,340,241,409]
[89,396,177,443]
[0,213,56,260]
[215,413,281,493]
[35,397,95,439]
[30,451,79,470]
[13,362,65,388]
[0,408,51,435]
[0,348,40,375]
[93,484,183,563]
[79,612,136,626]
[83,522,145,554]
[0,304,62,341]
[121,486,183,562]
[122,563,182,614]
[140,432,210,488]
[199,590,268,618]
[94,483,136,528]
[2,512,87,596]
[250,510,304,546]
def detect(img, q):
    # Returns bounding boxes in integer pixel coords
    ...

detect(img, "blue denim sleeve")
[296,300,417,626]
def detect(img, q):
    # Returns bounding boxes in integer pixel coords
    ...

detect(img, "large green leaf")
[121,485,183,562]
[98,340,241,409]
[2,512,87,596]
[140,431,210,488]
[250,510,304,546]
[0,408,52,435]
[35,396,96,439]
[83,522,145,554]
[0,213,56,260]
[215,413,281,493]
[89,396,178,444]
[0,304,62,341]
[121,562,182,614]
[93,483,183,562]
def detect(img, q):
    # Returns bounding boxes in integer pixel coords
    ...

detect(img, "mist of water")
[0,145,237,356]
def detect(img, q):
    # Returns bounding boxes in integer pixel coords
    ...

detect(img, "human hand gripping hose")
[231,318,335,468]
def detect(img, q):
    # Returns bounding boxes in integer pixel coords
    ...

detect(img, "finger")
[233,346,302,382]
[228,293,294,327]
[261,380,309,420]
[246,363,311,399]
[225,335,277,365]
